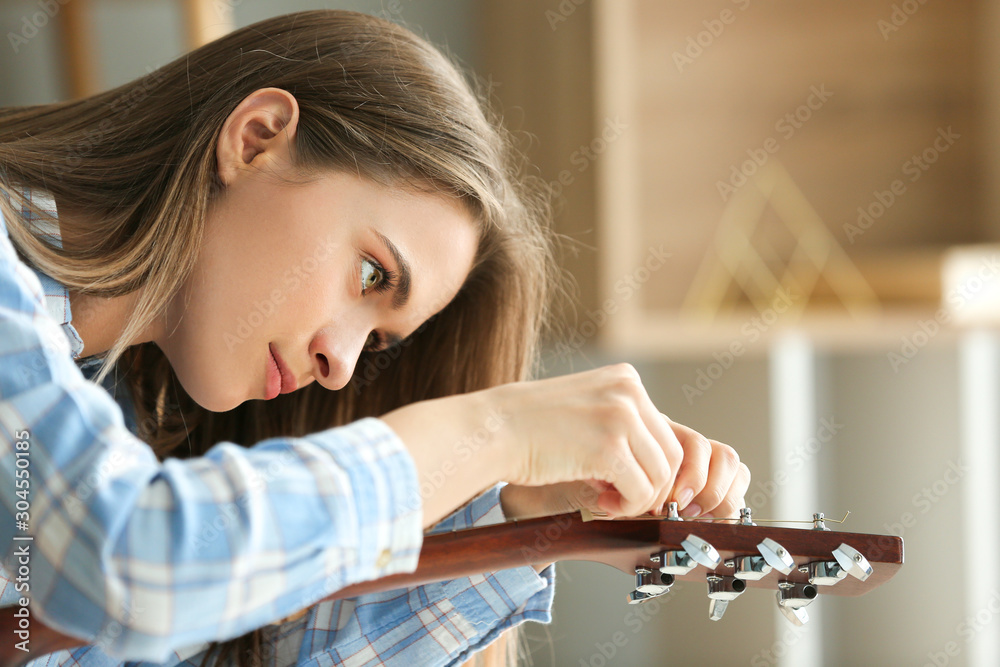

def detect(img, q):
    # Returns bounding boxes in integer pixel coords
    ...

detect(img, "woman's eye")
[360,258,383,293]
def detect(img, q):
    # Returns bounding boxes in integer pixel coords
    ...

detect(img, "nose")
[309,326,366,391]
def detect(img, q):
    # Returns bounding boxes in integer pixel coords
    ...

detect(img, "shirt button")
[376,548,392,568]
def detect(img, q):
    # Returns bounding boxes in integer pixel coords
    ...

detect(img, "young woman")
[0,10,750,667]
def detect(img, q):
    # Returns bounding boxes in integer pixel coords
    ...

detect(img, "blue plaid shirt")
[0,188,554,666]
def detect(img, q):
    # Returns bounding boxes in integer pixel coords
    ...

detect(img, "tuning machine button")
[757,538,795,575]
[833,543,873,581]
[684,534,722,569]
[800,543,873,586]
[654,534,721,576]
[706,574,746,620]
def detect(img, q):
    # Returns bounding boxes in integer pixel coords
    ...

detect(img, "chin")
[176,373,244,414]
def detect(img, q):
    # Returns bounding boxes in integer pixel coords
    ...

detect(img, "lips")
[269,343,298,397]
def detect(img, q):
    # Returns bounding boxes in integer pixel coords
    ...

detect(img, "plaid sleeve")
[0,212,424,662]
[223,484,556,667]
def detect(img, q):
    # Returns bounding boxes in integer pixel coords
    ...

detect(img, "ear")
[215,87,300,187]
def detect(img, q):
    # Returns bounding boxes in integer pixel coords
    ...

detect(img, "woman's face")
[155,91,479,412]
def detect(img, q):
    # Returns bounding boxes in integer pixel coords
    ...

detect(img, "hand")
[486,363,749,518]
[657,419,750,519]
[380,362,748,529]
[499,423,750,521]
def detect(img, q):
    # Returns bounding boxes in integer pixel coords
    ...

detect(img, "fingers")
[714,461,751,518]
[597,441,657,516]
[625,408,680,517]
[593,364,677,517]
[688,441,747,518]
[587,364,747,520]
[663,420,712,517]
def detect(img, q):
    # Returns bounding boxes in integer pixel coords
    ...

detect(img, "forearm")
[378,389,511,529]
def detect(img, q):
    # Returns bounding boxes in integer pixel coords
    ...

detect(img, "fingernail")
[680,502,702,518]
[677,488,694,509]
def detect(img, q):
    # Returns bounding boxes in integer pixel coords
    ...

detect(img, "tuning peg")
[757,538,795,575]
[706,574,746,621]
[655,534,721,576]
[634,566,674,595]
[683,534,722,569]
[777,597,810,626]
[777,581,818,609]
[800,560,847,586]
[776,581,816,626]
[800,543,873,587]
[813,512,830,531]
[626,589,661,605]
[727,555,773,581]
[739,507,756,526]
[833,543,873,581]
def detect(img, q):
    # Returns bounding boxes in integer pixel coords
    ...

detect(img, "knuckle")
[692,433,713,458]
[700,486,727,510]
[607,363,643,394]
[597,395,637,425]
[716,443,740,470]
[610,362,641,381]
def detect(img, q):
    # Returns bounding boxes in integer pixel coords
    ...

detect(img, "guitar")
[0,504,903,666]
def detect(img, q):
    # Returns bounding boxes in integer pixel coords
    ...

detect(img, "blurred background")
[2,0,997,665]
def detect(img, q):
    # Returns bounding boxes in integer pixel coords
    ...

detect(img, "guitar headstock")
[587,503,904,625]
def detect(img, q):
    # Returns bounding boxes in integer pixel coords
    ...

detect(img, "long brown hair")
[0,10,566,667]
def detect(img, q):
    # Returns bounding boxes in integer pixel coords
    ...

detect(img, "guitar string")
[580,509,852,525]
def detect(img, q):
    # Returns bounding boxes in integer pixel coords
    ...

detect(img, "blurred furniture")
[58,0,233,98]
[482,1,1000,665]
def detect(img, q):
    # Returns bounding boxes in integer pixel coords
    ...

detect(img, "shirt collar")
[20,187,86,360]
